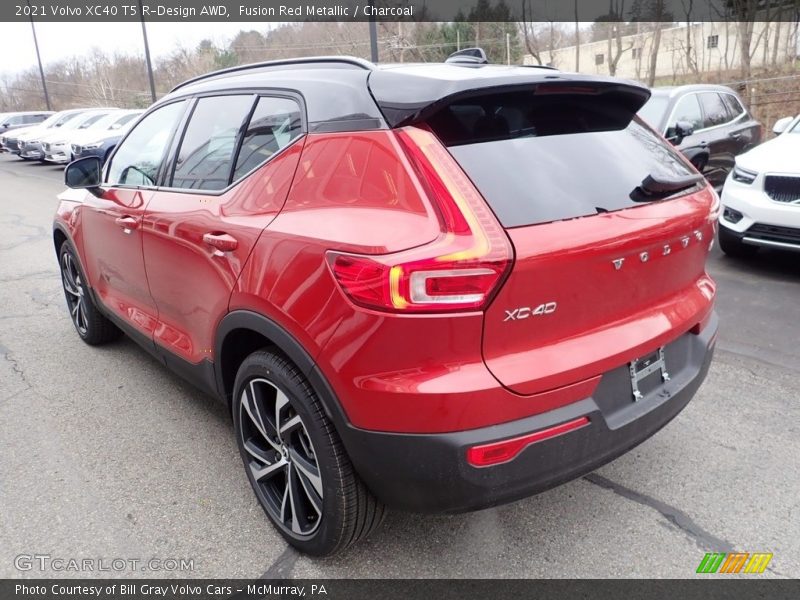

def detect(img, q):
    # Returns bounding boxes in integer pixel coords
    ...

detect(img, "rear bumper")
[339,313,717,513]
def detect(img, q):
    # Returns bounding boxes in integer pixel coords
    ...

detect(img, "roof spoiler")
[369,73,652,128]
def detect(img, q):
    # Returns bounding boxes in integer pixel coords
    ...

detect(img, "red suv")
[55,54,718,556]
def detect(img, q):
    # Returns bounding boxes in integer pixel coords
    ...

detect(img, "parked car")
[55,53,718,556]
[1,111,64,154]
[14,110,91,159]
[637,84,762,189]
[40,109,117,164]
[0,110,52,138]
[70,110,143,162]
[718,114,800,256]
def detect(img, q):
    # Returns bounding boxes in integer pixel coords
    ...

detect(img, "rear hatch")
[373,71,717,395]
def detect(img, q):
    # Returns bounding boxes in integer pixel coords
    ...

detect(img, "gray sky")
[0,22,269,76]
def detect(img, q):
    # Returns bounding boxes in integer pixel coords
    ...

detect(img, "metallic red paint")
[55,128,716,436]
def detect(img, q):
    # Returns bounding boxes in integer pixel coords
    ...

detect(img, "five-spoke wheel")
[61,251,88,336]
[239,377,323,537]
[233,350,385,555]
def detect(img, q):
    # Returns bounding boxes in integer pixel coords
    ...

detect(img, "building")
[528,22,800,81]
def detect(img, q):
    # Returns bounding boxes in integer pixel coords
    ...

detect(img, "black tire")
[58,241,122,345]
[232,350,384,556]
[718,226,758,258]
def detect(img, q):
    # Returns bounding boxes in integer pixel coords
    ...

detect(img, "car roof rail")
[170,56,376,93]
[445,48,489,65]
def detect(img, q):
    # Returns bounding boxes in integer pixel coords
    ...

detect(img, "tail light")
[327,126,513,313]
[466,416,590,467]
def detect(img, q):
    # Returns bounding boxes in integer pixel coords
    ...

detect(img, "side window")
[699,92,730,128]
[668,94,703,134]
[721,93,745,120]
[232,96,303,181]
[170,95,254,191]
[107,101,186,187]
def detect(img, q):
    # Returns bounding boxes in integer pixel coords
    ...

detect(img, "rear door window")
[170,95,254,191]
[427,89,695,228]
[232,96,303,180]
[698,92,731,128]
[721,93,745,120]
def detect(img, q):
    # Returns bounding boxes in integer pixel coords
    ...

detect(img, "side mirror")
[772,116,794,135]
[65,156,103,194]
[668,120,695,145]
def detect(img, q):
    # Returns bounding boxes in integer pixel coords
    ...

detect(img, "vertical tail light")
[327,126,513,313]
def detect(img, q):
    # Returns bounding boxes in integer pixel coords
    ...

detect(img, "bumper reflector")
[466,416,590,468]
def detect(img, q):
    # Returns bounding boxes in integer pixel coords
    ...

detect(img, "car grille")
[6,140,20,151]
[764,175,800,204]
[42,142,50,152]
[72,144,81,154]
[746,223,800,245]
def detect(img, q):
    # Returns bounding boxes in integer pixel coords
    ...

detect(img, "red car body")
[55,57,718,523]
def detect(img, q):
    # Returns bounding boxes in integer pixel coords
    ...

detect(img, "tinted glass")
[428,91,694,228]
[699,92,730,128]
[233,97,303,181]
[171,95,253,190]
[107,101,186,187]
[667,94,703,134]
[721,93,744,119]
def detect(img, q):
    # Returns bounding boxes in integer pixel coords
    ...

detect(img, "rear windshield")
[427,90,694,228]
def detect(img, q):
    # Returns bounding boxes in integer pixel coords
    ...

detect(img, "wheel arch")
[53,223,70,257]
[215,311,348,426]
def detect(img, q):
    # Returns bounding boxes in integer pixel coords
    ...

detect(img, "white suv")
[719,114,800,257]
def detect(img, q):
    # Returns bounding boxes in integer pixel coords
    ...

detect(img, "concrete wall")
[527,22,800,81]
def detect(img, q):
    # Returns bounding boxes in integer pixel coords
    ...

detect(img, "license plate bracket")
[629,347,670,402]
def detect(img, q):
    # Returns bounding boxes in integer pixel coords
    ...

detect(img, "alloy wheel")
[239,378,323,537]
[61,252,88,336]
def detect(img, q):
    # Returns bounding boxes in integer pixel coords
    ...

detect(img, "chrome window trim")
[662,91,747,136]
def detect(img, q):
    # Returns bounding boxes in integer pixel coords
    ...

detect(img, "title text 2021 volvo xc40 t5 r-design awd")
[54,54,719,556]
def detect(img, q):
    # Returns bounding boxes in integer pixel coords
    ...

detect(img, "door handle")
[114,216,139,233]
[203,232,238,253]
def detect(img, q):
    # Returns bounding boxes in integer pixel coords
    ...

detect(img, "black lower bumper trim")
[338,313,718,514]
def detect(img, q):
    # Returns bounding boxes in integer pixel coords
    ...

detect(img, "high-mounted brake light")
[327,126,513,313]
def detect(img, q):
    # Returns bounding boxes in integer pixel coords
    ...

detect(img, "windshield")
[636,95,670,129]
[82,112,121,129]
[65,112,110,131]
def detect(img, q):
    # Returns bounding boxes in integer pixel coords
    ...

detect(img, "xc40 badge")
[504,302,557,321]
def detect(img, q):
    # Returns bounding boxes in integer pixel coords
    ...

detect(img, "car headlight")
[82,141,103,150]
[732,166,757,184]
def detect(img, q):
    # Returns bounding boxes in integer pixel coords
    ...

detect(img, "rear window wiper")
[630,172,704,202]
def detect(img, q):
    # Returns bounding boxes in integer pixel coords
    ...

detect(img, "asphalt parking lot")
[0,153,798,579]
